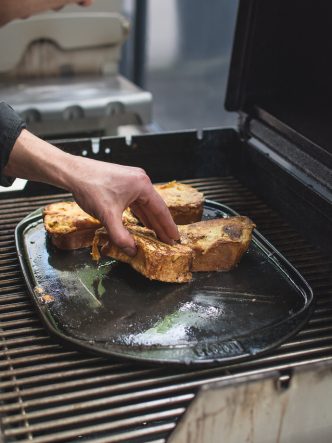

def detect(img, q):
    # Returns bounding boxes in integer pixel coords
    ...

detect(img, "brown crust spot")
[223,224,243,240]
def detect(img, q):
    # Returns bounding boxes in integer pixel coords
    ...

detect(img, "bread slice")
[43,202,137,250]
[178,216,255,271]
[92,226,193,283]
[43,202,101,250]
[92,216,255,282]
[154,181,204,224]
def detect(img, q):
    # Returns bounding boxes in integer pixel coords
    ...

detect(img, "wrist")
[59,154,87,194]
[4,129,77,191]
[50,150,79,192]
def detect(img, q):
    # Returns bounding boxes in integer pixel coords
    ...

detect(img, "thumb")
[103,211,137,257]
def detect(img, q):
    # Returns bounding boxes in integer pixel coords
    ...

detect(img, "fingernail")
[122,246,137,257]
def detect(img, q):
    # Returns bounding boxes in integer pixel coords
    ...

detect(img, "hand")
[0,0,94,27]
[5,129,179,257]
[66,158,180,256]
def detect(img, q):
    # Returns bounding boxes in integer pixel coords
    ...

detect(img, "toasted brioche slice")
[92,226,193,283]
[178,216,255,271]
[43,202,138,250]
[43,202,102,250]
[43,202,101,235]
[50,228,100,250]
[154,181,204,224]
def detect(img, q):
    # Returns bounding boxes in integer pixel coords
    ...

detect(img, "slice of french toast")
[43,202,137,250]
[92,226,193,283]
[178,217,255,271]
[154,181,204,224]
[43,202,102,250]
[92,216,255,282]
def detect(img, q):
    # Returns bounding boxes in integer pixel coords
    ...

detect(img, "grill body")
[0,128,331,442]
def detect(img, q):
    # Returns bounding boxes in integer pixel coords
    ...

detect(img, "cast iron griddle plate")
[16,201,314,365]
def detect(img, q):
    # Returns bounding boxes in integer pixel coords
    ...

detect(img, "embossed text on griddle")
[194,339,243,358]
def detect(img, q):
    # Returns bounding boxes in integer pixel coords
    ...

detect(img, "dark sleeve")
[0,102,26,187]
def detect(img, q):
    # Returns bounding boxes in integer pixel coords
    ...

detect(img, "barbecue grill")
[1,0,332,441]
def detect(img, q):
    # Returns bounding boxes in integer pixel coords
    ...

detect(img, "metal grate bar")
[0,318,41,328]
[0,365,133,390]
[0,327,47,338]
[0,335,53,348]
[0,301,31,310]
[0,351,82,368]
[0,310,36,321]
[0,357,108,379]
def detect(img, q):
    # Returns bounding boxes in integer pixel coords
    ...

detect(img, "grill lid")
[225,0,332,188]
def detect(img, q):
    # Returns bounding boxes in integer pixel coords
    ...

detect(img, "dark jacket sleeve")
[0,102,26,187]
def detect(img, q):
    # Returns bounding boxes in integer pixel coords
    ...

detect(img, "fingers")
[102,211,137,257]
[125,169,179,244]
[135,190,180,244]
[130,203,154,231]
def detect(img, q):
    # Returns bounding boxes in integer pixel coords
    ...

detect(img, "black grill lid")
[225,0,332,173]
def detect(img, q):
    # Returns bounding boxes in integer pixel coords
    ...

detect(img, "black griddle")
[15,201,313,365]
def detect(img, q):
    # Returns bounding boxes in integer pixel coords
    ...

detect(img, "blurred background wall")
[144,0,239,131]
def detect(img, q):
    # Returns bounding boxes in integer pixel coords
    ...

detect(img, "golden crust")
[43,202,101,235]
[178,217,255,271]
[154,181,204,224]
[122,208,139,226]
[43,202,138,250]
[93,226,193,283]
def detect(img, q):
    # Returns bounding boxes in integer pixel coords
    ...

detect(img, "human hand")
[5,129,179,257]
[65,157,180,257]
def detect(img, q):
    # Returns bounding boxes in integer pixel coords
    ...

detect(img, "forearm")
[4,129,76,191]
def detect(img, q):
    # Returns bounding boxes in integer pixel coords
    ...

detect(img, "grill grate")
[0,176,331,442]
